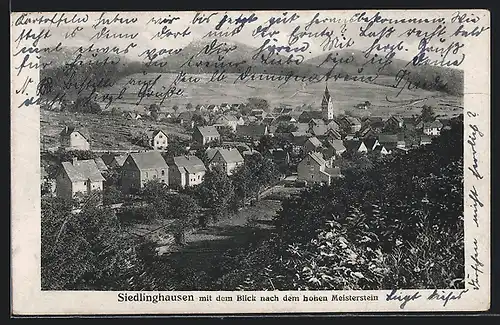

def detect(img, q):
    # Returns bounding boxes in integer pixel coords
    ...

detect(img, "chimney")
[72,157,77,165]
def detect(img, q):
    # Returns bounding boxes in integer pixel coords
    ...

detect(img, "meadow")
[40,110,190,151]
[103,73,463,118]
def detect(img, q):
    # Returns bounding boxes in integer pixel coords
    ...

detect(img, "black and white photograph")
[11,9,490,314]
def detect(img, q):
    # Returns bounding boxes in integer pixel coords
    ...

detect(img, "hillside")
[305,50,464,96]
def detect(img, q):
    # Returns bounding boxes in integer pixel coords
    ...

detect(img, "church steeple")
[321,83,334,121]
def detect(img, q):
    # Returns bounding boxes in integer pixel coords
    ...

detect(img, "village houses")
[213,114,244,132]
[59,126,91,151]
[193,126,221,146]
[339,116,362,133]
[121,151,169,193]
[208,148,244,176]
[168,155,206,188]
[236,124,269,141]
[419,120,444,136]
[297,152,341,186]
[56,158,105,200]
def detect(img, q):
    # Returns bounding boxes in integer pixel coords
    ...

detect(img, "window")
[159,134,163,138]
[198,175,200,180]
[145,172,149,178]
[311,175,314,179]
[161,170,165,176]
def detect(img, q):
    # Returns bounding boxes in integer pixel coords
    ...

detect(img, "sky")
[25,10,480,64]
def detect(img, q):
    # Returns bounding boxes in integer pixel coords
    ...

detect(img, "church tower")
[321,83,334,121]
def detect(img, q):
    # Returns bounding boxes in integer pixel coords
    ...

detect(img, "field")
[102,73,463,118]
[40,110,190,151]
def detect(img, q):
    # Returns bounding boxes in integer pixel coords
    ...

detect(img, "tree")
[103,185,123,205]
[420,105,436,122]
[257,135,275,154]
[41,198,144,290]
[196,166,235,226]
[218,126,235,141]
[192,113,207,127]
[163,136,188,158]
[247,97,270,112]
[168,194,200,245]
[275,123,298,134]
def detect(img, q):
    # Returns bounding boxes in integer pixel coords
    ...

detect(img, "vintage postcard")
[11,9,490,315]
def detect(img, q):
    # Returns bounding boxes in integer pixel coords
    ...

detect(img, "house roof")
[309,118,325,126]
[420,135,432,143]
[291,131,311,138]
[59,126,90,141]
[310,125,328,136]
[343,140,364,152]
[308,151,327,166]
[196,126,220,138]
[390,115,404,123]
[373,145,388,153]
[327,139,346,152]
[324,166,341,176]
[129,151,168,170]
[216,148,244,164]
[147,129,168,139]
[236,125,268,137]
[205,147,219,161]
[326,128,342,140]
[217,114,238,123]
[94,157,108,171]
[378,134,399,143]
[295,123,310,133]
[173,155,206,174]
[327,120,340,130]
[298,110,323,122]
[306,136,323,148]
[342,116,362,126]
[364,138,378,150]
[423,120,444,128]
[61,159,105,183]
[114,154,128,167]
[273,115,295,124]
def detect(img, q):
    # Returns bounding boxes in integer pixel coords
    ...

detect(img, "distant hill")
[304,49,464,96]
[38,41,463,103]
[154,38,328,76]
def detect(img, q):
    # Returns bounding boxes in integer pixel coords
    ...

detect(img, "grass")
[40,110,190,151]
[102,72,463,118]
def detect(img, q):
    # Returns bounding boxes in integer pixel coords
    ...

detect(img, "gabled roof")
[94,157,108,171]
[378,134,399,143]
[236,125,268,137]
[389,115,404,123]
[196,126,220,138]
[298,110,323,122]
[59,126,90,141]
[310,125,328,136]
[342,116,362,126]
[306,136,323,148]
[295,123,310,133]
[173,155,206,174]
[273,115,295,124]
[309,118,325,126]
[216,148,244,164]
[308,151,327,166]
[327,139,346,152]
[327,120,340,130]
[217,114,238,123]
[205,147,219,161]
[113,154,128,167]
[61,159,105,183]
[343,140,365,152]
[326,128,342,140]
[364,138,379,150]
[148,129,168,139]
[291,131,311,138]
[373,145,388,153]
[128,151,168,170]
[324,167,341,177]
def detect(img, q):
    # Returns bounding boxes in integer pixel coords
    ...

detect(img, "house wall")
[56,173,73,200]
[423,128,440,136]
[68,132,90,150]
[169,167,186,188]
[152,132,168,150]
[187,171,205,186]
[121,167,141,194]
[140,167,169,187]
[297,156,330,185]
